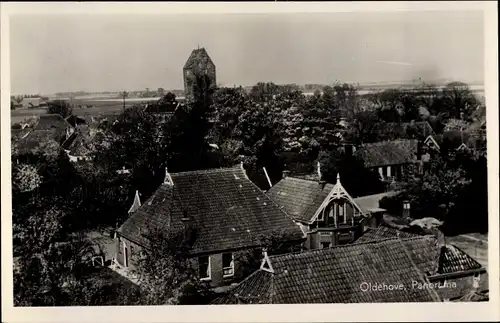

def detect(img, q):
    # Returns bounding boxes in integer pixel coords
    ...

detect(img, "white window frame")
[222,253,235,278]
[338,203,346,224]
[199,256,211,281]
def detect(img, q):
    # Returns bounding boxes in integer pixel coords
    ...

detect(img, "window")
[317,209,325,222]
[321,242,331,249]
[222,253,234,277]
[198,256,211,280]
[338,204,345,224]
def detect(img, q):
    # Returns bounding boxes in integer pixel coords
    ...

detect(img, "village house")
[212,226,488,304]
[11,114,74,161]
[212,235,443,304]
[355,226,489,302]
[183,47,217,99]
[114,164,305,288]
[61,124,94,163]
[265,164,397,249]
[354,139,421,182]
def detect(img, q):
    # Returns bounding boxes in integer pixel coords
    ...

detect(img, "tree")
[131,228,214,305]
[317,149,384,197]
[440,82,480,120]
[157,88,165,97]
[47,100,73,118]
[13,202,101,306]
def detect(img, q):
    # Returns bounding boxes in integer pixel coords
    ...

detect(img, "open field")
[447,233,488,268]
[10,97,162,124]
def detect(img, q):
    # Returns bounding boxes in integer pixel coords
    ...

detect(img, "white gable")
[310,174,366,223]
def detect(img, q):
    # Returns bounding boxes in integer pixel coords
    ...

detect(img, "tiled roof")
[354,226,422,244]
[183,47,215,70]
[34,114,71,131]
[117,166,305,254]
[212,236,441,304]
[266,177,334,223]
[353,226,488,299]
[355,139,419,168]
[266,176,388,223]
[437,244,483,274]
[64,126,94,156]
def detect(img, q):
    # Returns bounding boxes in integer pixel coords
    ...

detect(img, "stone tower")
[183,47,216,99]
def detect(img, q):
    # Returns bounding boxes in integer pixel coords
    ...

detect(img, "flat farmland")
[10,97,160,124]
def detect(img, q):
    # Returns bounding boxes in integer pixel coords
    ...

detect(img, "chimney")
[317,161,322,181]
[402,200,411,219]
[282,169,290,179]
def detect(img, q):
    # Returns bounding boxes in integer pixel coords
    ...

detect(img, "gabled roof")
[426,131,472,151]
[183,47,215,70]
[355,139,419,168]
[212,236,441,304]
[437,244,483,274]
[117,165,305,255]
[266,175,385,223]
[266,176,334,223]
[34,114,72,131]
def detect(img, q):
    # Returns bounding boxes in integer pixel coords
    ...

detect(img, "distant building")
[354,139,420,182]
[183,47,216,99]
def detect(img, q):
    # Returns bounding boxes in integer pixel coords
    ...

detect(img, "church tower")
[183,47,216,99]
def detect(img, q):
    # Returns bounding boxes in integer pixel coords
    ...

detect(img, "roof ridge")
[269,235,437,260]
[169,166,240,176]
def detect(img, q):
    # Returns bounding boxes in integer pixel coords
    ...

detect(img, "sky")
[9,11,484,95]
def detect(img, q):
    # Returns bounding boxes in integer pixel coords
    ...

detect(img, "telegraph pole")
[122,91,128,113]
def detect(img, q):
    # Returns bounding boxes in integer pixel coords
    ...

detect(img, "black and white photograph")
[1,2,498,322]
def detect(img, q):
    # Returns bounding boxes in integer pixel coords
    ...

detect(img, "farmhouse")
[212,236,442,304]
[354,139,420,181]
[266,166,397,249]
[183,47,217,99]
[114,164,305,287]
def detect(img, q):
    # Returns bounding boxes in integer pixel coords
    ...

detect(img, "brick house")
[266,166,396,249]
[183,47,216,99]
[114,164,305,288]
